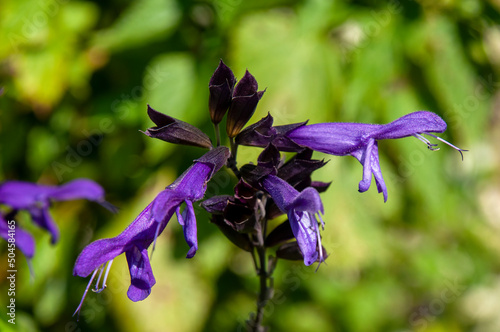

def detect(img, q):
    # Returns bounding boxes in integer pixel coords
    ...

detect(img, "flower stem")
[248,214,272,332]
[252,246,270,331]
[227,137,241,178]
[214,123,221,147]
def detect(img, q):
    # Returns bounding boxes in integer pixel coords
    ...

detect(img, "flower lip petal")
[126,246,156,302]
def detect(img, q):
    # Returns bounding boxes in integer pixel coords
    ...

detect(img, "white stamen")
[413,133,468,160]
[414,134,439,151]
[312,213,325,272]
[424,133,468,160]
[99,260,113,292]
[92,263,106,292]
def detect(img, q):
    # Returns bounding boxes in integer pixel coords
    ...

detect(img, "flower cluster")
[72,60,466,316]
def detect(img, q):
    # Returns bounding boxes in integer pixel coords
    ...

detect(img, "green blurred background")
[1,0,500,331]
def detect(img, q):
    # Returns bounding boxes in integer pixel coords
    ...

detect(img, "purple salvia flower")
[287,111,467,202]
[262,175,326,267]
[0,179,115,244]
[152,146,230,258]
[73,147,229,315]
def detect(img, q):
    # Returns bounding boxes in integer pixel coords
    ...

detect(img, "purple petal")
[372,111,447,139]
[0,216,35,259]
[125,245,156,301]
[262,175,299,212]
[288,187,324,214]
[29,206,60,244]
[287,122,378,156]
[351,140,388,202]
[288,211,318,266]
[181,200,197,258]
[74,203,156,277]
[0,181,48,209]
[49,179,106,202]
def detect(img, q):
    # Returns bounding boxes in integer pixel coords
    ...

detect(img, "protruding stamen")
[414,134,440,151]
[92,263,106,292]
[73,268,99,319]
[311,213,325,272]
[92,260,113,293]
[424,133,468,161]
[318,213,325,230]
[100,260,113,292]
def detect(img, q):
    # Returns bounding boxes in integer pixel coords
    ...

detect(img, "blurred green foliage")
[1,0,500,331]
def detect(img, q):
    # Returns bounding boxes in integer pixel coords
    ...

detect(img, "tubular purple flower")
[73,147,229,315]
[262,175,326,267]
[0,179,114,244]
[287,111,467,202]
[152,146,230,258]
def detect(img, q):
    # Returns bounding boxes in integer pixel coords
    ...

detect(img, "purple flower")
[262,175,325,267]
[287,111,467,201]
[0,179,114,244]
[73,147,229,313]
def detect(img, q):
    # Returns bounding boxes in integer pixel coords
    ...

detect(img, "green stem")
[214,123,221,147]
[227,137,241,178]
[249,213,272,332]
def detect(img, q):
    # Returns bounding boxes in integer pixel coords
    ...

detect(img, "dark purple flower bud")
[310,181,331,193]
[235,113,306,152]
[234,179,258,204]
[238,144,282,187]
[0,87,4,97]
[223,200,257,233]
[287,111,467,202]
[226,70,265,138]
[276,242,328,262]
[143,105,212,149]
[209,60,236,125]
[235,113,275,147]
[277,149,327,190]
[257,143,282,170]
[276,242,304,261]
[210,215,252,252]
[201,195,231,214]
